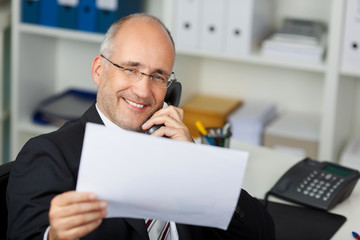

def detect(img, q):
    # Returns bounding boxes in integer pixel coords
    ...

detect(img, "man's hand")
[48,191,107,240]
[142,106,193,142]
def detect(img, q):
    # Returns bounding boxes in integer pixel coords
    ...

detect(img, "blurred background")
[0,0,359,168]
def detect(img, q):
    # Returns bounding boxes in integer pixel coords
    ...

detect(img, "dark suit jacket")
[7,104,275,240]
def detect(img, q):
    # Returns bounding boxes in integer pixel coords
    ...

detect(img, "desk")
[230,140,360,240]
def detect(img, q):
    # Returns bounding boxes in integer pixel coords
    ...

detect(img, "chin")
[119,120,143,132]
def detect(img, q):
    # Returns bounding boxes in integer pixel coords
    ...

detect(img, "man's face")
[93,18,175,131]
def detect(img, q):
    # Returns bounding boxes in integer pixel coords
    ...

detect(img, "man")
[7,14,275,240]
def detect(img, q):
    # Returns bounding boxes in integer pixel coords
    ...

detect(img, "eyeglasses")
[100,55,176,88]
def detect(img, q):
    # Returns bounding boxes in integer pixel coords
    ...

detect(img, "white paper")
[76,123,248,230]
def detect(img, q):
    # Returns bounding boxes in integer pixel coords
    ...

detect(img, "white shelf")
[19,23,104,43]
[10,0,359,163]
[341,66,360,78]
[18,118,59,136]
[177,47,327,73]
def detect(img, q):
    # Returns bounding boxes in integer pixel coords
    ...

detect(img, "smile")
[124,98,145,108]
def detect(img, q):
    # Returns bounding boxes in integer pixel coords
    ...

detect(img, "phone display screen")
[323,164,352,177]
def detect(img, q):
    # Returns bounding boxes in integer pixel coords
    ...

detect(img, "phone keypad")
[296,170,344,201]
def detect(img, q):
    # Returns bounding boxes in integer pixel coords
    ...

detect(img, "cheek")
[154,89,167,106]
[100,72,129,93]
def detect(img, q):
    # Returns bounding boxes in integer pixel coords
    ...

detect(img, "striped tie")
[146,219,170,240]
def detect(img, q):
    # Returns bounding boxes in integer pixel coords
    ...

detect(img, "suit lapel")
[176,224,194,240]
[80,103,104,127]
[125,218,149,239]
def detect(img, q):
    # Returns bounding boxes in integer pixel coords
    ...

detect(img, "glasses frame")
[100,54,176,88]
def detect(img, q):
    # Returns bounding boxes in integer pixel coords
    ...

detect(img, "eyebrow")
[120,60,170,76]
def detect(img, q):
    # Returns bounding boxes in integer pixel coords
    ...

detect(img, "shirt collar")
[95,103,126,131]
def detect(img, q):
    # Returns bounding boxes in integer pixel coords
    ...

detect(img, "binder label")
[57,0,79,7]
[96,0,118,11]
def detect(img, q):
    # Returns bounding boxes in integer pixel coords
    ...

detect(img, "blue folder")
[22,0,41,24]
[96,8,118,33]
[77,0,96,32]
[96,0,143,33]
[58,3,78,30]
[117,0,143,18]
[40,0,58,27]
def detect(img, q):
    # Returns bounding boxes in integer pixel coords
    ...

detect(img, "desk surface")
[230,140,360,240]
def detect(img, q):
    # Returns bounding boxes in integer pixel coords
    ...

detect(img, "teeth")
[125,99,144,108]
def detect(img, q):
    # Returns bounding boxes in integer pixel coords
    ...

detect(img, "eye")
[123,68,137,74]
[152,74,166,82]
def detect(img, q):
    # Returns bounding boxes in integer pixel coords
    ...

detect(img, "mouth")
[124,98,146,109]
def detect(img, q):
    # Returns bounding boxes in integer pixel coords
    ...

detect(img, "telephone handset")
[267,158,360,211]
[145,82,182,135]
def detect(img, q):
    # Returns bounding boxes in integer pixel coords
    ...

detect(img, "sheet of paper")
[76,123,249,230]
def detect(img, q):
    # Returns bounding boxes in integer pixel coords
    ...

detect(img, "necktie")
[146,219,170,240]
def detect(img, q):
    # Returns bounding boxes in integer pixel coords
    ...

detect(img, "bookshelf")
[10,0,359,162]
[0,3,10,163]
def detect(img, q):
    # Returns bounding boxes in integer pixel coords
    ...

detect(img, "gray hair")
[99,13,175,57]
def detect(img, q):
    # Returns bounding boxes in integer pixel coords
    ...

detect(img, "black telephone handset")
[145,82,182,135]
[267,158,360,210]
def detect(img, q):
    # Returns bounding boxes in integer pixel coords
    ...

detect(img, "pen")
[195,120,215,146]
[222,123,230,135]
[353,232,360,240]
[221,123,231,147]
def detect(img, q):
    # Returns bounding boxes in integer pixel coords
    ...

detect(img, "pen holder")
[201,127,231,148]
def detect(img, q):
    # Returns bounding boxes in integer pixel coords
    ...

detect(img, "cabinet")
[10,0,360,162]
[0,3,10,163]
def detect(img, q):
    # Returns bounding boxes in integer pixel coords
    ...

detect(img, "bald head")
[100,14,175,58]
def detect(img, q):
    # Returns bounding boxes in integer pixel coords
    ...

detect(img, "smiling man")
[7,14,275,240]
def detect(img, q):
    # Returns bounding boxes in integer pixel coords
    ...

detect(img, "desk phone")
[145,82,181,135]
[268,158,360,210]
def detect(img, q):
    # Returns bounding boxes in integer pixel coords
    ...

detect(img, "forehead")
[110,18,175,70]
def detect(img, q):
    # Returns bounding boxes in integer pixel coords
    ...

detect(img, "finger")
[50,219,102,240]
[151,106,183,121]
[50,200,107,219]
[142,114,180,132]
[52,191,97,207]
[53,209,107,231]
[152,124,193,142]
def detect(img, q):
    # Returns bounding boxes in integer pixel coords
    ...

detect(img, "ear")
[92,55,103,86]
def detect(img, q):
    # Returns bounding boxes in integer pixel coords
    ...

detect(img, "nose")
[132,72,153,99]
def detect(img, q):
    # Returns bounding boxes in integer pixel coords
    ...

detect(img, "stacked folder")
[227,101,276,145]
[21,0,143,33]
[33,89,96,126]
[263,111,320,159]
[261,18,327,63]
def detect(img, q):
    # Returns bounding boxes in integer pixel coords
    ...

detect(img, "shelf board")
[341,66,360,78]
[18,118,59,136]
[19,23,105,43]
[18,24,326,73]
[176,48,327,73]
